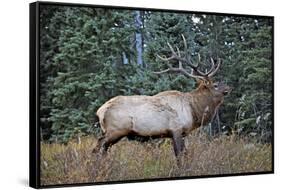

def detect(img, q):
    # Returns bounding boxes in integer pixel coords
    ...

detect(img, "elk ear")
[196,79,209,90]
[196,79,204,85]
[208,80,213,85]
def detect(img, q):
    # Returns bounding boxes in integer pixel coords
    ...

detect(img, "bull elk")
[92,35,231,160]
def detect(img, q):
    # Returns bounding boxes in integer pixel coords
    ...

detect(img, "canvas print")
[30,1,273,188]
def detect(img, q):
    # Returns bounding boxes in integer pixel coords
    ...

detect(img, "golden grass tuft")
[40,131,272,186]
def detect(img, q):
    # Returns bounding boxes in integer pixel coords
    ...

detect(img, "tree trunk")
[135,11,143,66]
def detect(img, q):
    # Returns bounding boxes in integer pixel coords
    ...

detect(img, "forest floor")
[40,131,272,186]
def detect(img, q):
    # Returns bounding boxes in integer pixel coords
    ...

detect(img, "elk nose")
[223,87,232,95]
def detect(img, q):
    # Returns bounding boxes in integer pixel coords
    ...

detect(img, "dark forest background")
[39,5,273,144]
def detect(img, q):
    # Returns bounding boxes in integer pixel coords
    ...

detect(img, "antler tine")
[167,42,177,55]
[155,42,181,62]
[176,46,183,69]
[157,42,195,68]
[156,54,175,62]
[181,34,198,69]
[208,58,221,77]
[205,57,216,75]
[194,53,201,69]
[181,34,188,59]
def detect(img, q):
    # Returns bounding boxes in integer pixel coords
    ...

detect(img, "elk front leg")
[171,130,184,157]
[171,130,185,167]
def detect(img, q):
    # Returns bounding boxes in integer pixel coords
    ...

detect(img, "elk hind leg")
[92,131,126,155]
[92,136,105,154]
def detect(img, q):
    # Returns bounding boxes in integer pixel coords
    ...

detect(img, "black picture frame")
[30,1,274,189]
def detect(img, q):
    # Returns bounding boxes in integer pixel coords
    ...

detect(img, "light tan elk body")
[92,35,231,158]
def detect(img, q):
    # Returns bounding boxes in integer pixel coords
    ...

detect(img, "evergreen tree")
[145,12,196,93]
[230,17,273,141]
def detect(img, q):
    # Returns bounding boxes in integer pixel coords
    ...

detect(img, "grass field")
[40,131,272,186]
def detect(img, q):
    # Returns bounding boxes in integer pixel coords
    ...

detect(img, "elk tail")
[96,105,109,134]
[96,96,120,134]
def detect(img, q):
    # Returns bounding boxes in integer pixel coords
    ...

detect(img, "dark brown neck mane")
[187,84,223,127]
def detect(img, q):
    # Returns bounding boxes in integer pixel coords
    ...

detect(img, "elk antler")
[154,34,221,80]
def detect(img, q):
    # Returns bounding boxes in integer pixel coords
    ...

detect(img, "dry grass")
[40,131,272,186]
